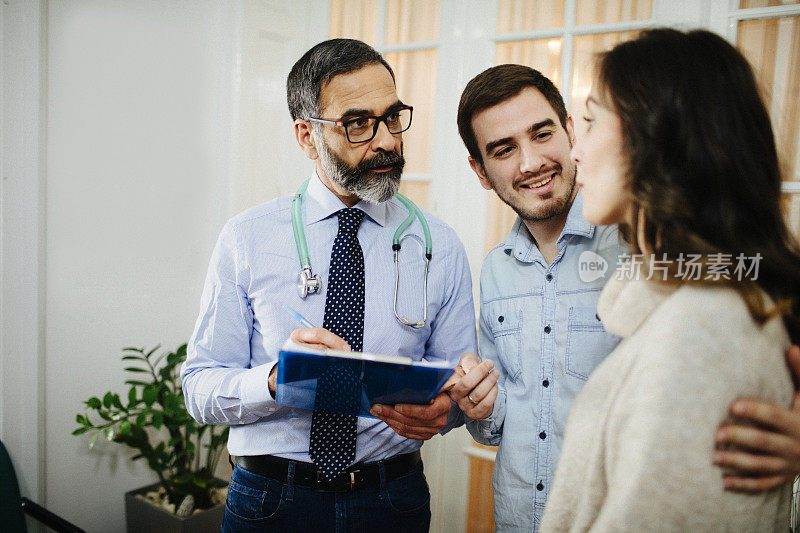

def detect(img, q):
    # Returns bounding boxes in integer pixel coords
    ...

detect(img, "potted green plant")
[73,344,230,532]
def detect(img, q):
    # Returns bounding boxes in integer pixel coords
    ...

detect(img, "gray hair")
[287,38,395,121]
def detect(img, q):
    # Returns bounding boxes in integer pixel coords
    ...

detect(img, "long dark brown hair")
[597,28,800,342]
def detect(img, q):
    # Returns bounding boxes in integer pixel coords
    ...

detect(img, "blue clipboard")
[276,342,454,418]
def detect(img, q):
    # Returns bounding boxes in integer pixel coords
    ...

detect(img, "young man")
[448,64,800,532]
[181,39,480,532]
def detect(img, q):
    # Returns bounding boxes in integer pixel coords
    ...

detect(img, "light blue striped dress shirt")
[467,195,624,532]
[182,172,477,463]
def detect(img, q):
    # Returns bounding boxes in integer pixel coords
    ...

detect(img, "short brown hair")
[457,64,568,165]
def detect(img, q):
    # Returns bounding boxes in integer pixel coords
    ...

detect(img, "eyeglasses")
[307,106,413,144]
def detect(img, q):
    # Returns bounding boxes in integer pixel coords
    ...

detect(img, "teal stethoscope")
[291,178,432,329]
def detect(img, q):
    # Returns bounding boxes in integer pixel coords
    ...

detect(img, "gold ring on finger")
[468,394,479,405]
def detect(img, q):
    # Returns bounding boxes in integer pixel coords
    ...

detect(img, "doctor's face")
[313,63,406,203]
[469,87,577,223]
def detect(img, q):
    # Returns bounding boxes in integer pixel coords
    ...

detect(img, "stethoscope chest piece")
[291,178,431,327]
[297,266,322,299]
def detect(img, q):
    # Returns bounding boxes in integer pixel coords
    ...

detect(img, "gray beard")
[316,135,404,203]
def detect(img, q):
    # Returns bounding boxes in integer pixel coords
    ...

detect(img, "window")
[329,0,441,211]
[729,0,800,237]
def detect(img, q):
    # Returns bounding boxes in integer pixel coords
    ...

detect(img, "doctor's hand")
[447,353,499,420]
[289,327,351,352]
[268,328,352,395]
[713,344,800,493]
[370,393,452,440]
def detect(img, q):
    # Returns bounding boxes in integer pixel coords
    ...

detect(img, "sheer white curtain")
[329,0,440,210]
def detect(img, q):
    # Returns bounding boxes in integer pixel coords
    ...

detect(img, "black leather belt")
[234,450,421,493]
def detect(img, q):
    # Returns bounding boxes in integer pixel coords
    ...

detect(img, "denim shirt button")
[536,482,544,491]
[544,325,551,334]
[542,379,549,387]
[546,273,553,281]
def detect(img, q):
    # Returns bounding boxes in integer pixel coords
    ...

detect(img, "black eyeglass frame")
[307,105,413,144]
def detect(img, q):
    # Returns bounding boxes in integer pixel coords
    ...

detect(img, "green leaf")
[102,392,114,409]
[151,352,168,368]
[122,346,143,353]
[143,385,158,407]
[192,477,210,488]
[111,394,124,410]
[128,387,137,406]
[89,431,100,448]
[85,397,102,410]
[121,355,143,361]
[151,411,163,429]
[124,380,149,387]
[172,473,191,484]
[135,412,147,426]
[163,393,183,412]
[118,420,132,436]
[124,367,148,373]
[142,344,161,359]
[76,414,87,425]
[72,427,90,436]
[103,427,115,441]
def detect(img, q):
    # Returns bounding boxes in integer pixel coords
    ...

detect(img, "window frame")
[725,0,800,192]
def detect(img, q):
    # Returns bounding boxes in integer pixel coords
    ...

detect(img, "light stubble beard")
[492,162,578,223]
[315,133,405,203]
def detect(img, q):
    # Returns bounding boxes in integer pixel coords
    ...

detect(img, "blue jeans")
[221,459,431,532]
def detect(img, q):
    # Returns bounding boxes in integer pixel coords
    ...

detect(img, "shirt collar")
[503,193,596,262]
[302,170,388,227]
[561,194,594,240]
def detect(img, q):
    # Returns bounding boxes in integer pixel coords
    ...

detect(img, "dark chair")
[0,440,85,533]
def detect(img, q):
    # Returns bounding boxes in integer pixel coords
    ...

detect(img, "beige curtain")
[328,0,379,45]
[737,15,800,237]
[328,0,440,209]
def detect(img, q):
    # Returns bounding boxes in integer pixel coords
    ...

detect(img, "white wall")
[1,3,48,528]
[1,1,331,531]
[45,1,239,530]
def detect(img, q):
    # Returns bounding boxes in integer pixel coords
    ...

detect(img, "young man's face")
[313,63,406,204]
[469,87,577,223]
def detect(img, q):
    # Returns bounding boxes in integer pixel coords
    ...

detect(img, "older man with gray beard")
[181,38,483,532]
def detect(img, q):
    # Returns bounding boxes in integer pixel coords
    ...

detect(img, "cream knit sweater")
[540,275,792,532]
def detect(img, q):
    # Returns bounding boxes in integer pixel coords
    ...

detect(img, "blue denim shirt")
[467,195,624,532]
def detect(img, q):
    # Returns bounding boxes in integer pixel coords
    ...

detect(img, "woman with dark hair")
[540,28,800,531]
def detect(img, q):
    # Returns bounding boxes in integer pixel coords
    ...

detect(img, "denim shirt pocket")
[487,305,524,381]
[566,306,618,381]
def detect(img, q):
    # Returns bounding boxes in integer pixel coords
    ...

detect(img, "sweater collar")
[598,273,678,338]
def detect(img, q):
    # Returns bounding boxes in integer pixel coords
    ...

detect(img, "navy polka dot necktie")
[309,208,365,481]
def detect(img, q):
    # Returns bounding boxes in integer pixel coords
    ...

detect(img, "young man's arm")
[714,345,800,492]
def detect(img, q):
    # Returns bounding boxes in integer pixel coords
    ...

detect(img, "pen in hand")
[282,304,316,328]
